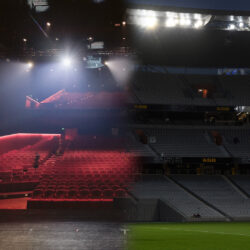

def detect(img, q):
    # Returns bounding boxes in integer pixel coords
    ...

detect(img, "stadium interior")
[1,0,250,249]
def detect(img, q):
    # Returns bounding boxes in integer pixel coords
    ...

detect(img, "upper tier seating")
[173,175,250,219]
[131,175,224,220]
[132,73,250,106]
[39,90,127,109]
[230,176,250,196]
[125,133,157,157]
[144,128,228,157]
[219,76,250,106]
[133,73,190,105]
[217,129,250,158]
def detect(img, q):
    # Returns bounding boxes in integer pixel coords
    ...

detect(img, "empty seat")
[102,189,114,199]
[114,189,126,198]
[68,189,78,199]
[91,189,102,199]
[33,189,43,199]
[79,189,89,199]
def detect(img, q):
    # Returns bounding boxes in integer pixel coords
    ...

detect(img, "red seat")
[114,189,126,198]
[33,189,43,199]
[55,189,67,199]
[79,189,89,199]
[68,189,79,199]
[44,189,55,199]
[90,189,102,199]
[102,189,114,199]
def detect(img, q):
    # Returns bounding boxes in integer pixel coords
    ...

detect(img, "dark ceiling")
[0,0,126,51]
[1,0,250,67]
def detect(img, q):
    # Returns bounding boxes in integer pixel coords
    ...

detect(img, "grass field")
[127,222,250,250]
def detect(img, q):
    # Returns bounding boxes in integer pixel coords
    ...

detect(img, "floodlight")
[229,24,236,30]
[62,57,72,67]
[141,15,158,29]
[180,18,191,26]
[239,22,244,28]
[27,62,34,69]
[46,22,51,27]
[194,13,202,20]
[135,10,158,29]
[166,18,178,27]
[194,20,203,29]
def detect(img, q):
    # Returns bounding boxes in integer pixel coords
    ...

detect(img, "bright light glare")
[105,58,134,85]
[27,62,34,69]
[194,20,203,29]
[166,18,178,27]
[194,13,201,20]
[62,57,72,67]
[139,16,158,29]
[128,9,211,30]
[135,10,158,29]
[46,22,51,27]
[180,18,191,26]
[229,24,236,30]
[239,22,244,28]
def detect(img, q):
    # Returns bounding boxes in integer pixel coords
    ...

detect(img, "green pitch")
[127,222,250,250]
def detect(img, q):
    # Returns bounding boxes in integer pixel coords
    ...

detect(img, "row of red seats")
[40,91,127,109]
[33,188,126,199]
[0,136,59,173]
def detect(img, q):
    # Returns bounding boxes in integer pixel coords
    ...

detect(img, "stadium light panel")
[194,20,203,29]
[128,9,250,31]
[132,9,158,29]
[228,24,236,30]
[180,18,191,26]
[140,16,158,29]
[239,22,244,28]
[127,9,211,30]
[194,13,202,20]
[166,18,178,27]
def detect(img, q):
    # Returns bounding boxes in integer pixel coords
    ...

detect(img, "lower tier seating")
[131,175,224,220]
[32,151,140,201]
[173,175,250,219]
[0,134,59,186]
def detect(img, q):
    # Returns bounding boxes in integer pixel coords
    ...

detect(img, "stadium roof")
[126,0,250,14]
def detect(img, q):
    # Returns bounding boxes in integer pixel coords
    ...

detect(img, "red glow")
[0,134,141,204]
[38,90,128,109]
[0,133,60,156]
[31,198,113,202]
